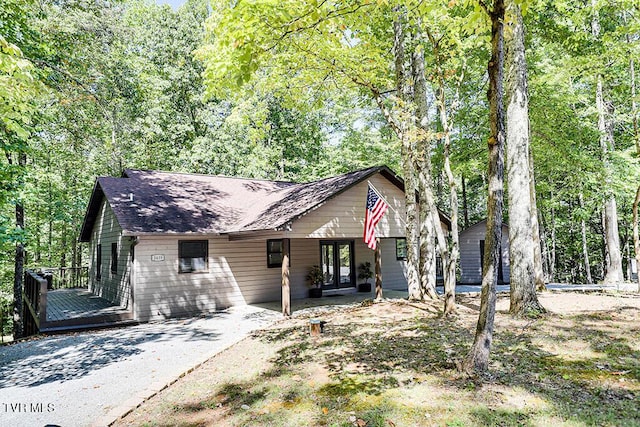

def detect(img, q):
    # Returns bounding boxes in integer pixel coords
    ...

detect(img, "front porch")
[43,288,134,332]
[22,270,134,335]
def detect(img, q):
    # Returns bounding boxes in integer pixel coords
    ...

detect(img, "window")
[396,238,407,260]
[96,244,102,281]
[111,243,118,274]
[267,239,283,268]
[179,240,208,273]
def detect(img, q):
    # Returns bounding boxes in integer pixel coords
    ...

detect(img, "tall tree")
[591,0,623,284]
[505,4,544,315]
[0,34,40,338]
[463,0,506,374]
[393,8,425,300]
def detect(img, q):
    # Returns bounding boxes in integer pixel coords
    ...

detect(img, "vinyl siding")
[289,174,406,239]
[133,236,359,321]
[459,221,510,284]
[378,238,409,290]
[130,236,411,320]
[87,200,132,308]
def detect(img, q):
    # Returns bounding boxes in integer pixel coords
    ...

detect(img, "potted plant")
[307,265,324,298]
[357,262,373,292]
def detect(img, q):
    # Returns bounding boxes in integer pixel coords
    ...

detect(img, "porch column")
[375,238,383,301]
[281,238,291,317]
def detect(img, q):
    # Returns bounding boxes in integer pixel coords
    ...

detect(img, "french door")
[320,241,355,289]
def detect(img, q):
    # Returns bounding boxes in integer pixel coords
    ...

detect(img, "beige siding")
[459,221,510,284]
[134,237,274,320]
[133,236,340,321]
[379,238,409,290]
[131,235,412,320]
[88,200,132,308]
[289,173,406,239]
[290,239,323,299]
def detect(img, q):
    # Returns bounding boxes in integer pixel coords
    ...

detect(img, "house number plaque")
[151,254,165,262]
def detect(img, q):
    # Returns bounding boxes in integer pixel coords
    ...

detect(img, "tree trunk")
[281,238,291,317]
[579,193,594,284]
[61,225,67,269]
[412,43,439,300]
[375,240,384,300]
[394,9,421,300]
[425,25,459,316]
[435,82,458,316]
[417,170,438,300]
[400,117,422,301]
[539,211,554,283]
[598,83,624,284]
[12,153,26,339]
[633,187,640,292]
[632,54,639,156]
[463,0,505,374]
[549,206,557,282]
[528,136,545,291]
[505,4,544,316]
[462,175,469,229]
[442,149,458,317]
[592,1,623,284]
[630,46,640,292]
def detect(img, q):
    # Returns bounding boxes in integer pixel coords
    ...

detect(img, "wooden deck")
[41,288,134,333]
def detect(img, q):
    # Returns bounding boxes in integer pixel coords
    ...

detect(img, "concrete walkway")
[0,305,280,427]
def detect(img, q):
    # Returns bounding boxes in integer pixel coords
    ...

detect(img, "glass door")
[320,241,355,289]
[321,243,335,288]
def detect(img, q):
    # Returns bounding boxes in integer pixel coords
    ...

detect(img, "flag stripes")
[363,184,388,250]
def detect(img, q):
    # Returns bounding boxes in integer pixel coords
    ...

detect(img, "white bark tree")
[505,4,544,315]
[592,0,624,284]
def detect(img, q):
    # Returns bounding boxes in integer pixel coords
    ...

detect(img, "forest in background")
[1,0,639,315]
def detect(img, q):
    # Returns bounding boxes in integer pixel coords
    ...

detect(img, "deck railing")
[34,266,89,289]
[23,270,48,336]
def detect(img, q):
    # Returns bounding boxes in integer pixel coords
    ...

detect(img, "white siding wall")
[133,236,356,321]
[88,201,132,308]
[289,174,406,239]
[134,236,276,321]
[459,221,510,284]
[379,238,409,290]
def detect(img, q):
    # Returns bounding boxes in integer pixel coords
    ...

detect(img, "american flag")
[364,183,388,250]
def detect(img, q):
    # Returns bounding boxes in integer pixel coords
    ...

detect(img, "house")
[79,166,451,321]
[458,219,510,285]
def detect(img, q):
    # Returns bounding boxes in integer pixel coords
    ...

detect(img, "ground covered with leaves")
[115,291,640,427]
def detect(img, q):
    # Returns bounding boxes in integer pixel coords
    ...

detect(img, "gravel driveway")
[0,305,280,427]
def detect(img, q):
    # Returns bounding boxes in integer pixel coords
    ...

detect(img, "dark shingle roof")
[79,166,404,241]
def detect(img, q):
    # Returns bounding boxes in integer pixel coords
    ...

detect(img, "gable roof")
[79,166,418,241]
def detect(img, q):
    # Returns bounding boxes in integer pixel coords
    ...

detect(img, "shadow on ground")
[255,301,640,426]
[0,315,226,388]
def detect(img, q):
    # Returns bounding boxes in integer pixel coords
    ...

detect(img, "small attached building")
[79,166,450,321]
[458,219,510,285]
